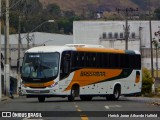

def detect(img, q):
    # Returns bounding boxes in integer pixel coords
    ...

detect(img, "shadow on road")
[22,97,131,103]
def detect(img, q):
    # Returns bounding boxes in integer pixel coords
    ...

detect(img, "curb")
[1,95,19,102]
[1,97,8,101]
[126,97,160,104]
[151,102,160,106]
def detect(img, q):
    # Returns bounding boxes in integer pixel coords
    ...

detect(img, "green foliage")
[57,15,81,34]
[8,0,43,16]
[142,68,153,95]
[46,4,61,18]
[154,8,160,20]
[4,0,83,34]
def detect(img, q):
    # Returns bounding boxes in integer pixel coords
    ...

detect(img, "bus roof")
[25,45,140,55]
[65,44,104,48]
[25,45,72,53]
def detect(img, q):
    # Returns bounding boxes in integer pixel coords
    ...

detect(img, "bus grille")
[26,90,50,93]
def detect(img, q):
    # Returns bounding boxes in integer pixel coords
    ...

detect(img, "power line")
[116,7,138,50]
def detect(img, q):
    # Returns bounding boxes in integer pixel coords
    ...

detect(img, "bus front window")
[21,52,59,79]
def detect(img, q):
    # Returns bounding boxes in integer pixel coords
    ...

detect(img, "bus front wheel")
[68,85,79,101]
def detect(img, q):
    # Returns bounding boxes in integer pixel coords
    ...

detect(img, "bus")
[21,44,142,102]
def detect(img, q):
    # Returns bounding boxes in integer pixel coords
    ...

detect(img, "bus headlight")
[50,82,58,88]
[21,84,27,88]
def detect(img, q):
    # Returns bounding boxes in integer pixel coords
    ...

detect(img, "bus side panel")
[58,72,75,95]
[59,69,141,96]
[122,70,142,95]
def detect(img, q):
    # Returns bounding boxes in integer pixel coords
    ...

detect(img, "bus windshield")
[21,52,59,79]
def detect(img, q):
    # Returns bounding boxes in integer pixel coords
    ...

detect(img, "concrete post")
[5,0,10,96]
[0,0,2,100]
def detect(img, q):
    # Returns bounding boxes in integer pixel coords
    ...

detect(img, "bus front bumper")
[21,87,60,96]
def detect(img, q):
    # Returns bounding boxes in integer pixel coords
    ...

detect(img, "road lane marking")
[74,102,89,120]
[105,105,121,109]
[105,106,110,109]
[75,105,79,108]
[77,108,82,112]
[81,115,89,120]
[115,105,121,107]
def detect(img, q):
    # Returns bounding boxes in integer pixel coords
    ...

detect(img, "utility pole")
[27,32,29,49]
[17,16,21,93]
[139,27,143,53]
[5,0,10,96]
[17,16,21,74]
[156,45,158,78]
[0,0,2,100]
[149,0,154,78]
[125,12,129,50]
[154,28,160,79]
[116,8,138,50]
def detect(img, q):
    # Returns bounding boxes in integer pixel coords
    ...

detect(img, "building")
[73,20,160,70]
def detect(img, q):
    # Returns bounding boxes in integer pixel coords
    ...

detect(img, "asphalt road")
[0,96,160,120]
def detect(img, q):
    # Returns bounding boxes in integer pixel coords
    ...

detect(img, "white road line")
[115,105,121,107]
[104,105,121,109]
[105,106,110,109]
[75,105,79,108]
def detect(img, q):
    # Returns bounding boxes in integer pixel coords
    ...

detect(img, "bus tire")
[68,85,79,101]
[112,85,121,101]
[38,96,45,102]
[106,85,121,101]
[80,95,92,101]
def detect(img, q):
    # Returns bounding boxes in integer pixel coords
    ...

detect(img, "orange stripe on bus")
[76,47,125,53]
[64,69,122,91]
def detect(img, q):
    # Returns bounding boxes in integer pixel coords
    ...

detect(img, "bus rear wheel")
[106,86,121,101]
[112,86,121,101]
[38,96,45,102]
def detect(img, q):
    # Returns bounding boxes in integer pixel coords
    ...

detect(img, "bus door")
[59,51,71,94]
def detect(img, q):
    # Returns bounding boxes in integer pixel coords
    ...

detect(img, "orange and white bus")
[21,44,141,102]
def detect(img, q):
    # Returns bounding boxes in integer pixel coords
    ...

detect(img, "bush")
[142,68,154,95]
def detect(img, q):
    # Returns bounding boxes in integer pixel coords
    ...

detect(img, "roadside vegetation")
[142,68,160,97]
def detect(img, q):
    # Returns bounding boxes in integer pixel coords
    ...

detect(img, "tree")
[1,0,43,34]
[154,8,160,20]
[58,18,71,34]
[58,15,81,34]
[9,0,43,16]
[63,11,76,18]
[2,0,81,34]
[142,68,154,95]
[45,4,61,19]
